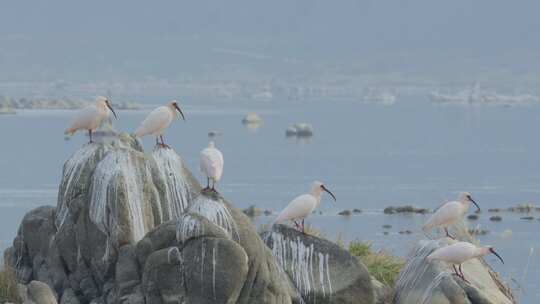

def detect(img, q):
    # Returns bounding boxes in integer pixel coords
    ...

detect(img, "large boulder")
[6,136,302,303]
[261,224,374,304]
[393,222,514,304]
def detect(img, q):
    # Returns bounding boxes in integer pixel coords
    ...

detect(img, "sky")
[0,1,539,83]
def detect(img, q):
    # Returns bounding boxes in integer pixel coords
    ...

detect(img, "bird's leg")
[452,265,460,278]
[160,135,170,149]
[211,180,216,192]
[155,137,160,147]
[445,227,455,240]
[88,130,93,143]
[292,220,300,230]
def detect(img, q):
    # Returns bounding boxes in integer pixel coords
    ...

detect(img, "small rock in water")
[243,205,262,217]
[468,228,489,236]
[242,112,263,124]
[488,208,501,212]
[208,130,222,138]
[520,216,535,220]
[383,205,429,214]
[383,231,389,235]
[467,214,479,220]
[507,203,537,213]
[338,209,352,216]
[398,230,412,235]
[263,210,272,216]
[352,208,362,214]
[382,224,392,229]
[489,215,503,222]
[285,123,314,137]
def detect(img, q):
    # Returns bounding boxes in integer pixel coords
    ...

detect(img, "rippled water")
[1,96,539,302]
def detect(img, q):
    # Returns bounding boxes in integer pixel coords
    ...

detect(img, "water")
[1,96,539,302]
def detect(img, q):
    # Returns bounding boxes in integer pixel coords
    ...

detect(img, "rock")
[371,277,392,304]
[207,130,222,138]
[398,230,412,235]
[394,225,514,304]
[285,123,314,137]
[467,214,479,220]
[487,208,501,212]
[338,209,352,216]
[262,224,374,304]
[263,210,273,216]
[468,228,489,236]
[243,205,263,217]
[242,113,263,124]
[382,225,392,229]
[520,216,534,220]
[507,203,537,213]
[352,209,362,214]
[489,216,502,222]
[7,137,312,304]
[383,205,429,214]
[60,289,80,304]
[27,281,58,304]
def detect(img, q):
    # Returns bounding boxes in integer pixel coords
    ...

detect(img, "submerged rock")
[383,205,429,214]
[286,123,314,137]
[242,112,263,124]
[261,224,374,304]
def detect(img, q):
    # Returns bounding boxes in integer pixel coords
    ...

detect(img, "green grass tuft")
[0,267,21,303]
[348,241,404,286]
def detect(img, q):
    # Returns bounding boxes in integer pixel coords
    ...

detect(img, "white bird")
[200,141,224,192]
[427,241,504,283]
[274,181,336,233]
[134,100,185,148]
[65,96,117,143]
[423,192,480,239]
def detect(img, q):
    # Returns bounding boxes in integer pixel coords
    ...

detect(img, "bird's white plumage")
[134,106,174,137]
[65,96,110,135]
[276,194,318,222]
[200,142,224,182]
[423,201,466,230]
[427,242,480,265]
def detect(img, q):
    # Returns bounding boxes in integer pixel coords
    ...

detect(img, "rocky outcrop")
[4,134,308,303]
[262,224,374,304]
[393,221,514,304]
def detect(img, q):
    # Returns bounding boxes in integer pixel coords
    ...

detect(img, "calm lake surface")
[1,95,539,302]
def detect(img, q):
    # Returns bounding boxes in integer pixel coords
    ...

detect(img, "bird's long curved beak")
[174,104,185,120]
[106,102,118,119]
[490,248,504,264]
[321,185,336,202]
[470,198,481,212]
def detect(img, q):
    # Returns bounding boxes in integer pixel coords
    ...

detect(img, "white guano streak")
[152,148,192,219]
[189,195,239,241]
[89,151,148,243]
[267,232,332,300]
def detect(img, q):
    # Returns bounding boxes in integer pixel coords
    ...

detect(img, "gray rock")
[394,224,514,304]
[27,281,58,304]
[60,289,80,304]
[262,224,374,304]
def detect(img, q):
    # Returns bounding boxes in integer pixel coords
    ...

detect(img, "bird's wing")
[276,194,316,222]
[429,242,475,264]
[68,106,99,131]
[200,148,224,180]
[423,201,462,229]
[134,106,171,137]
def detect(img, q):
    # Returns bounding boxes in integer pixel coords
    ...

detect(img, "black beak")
[106,101,117,119]
[174,104,185,120]
[470,197,481,212]
[321,185,336,202]
[490,248,504,264]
